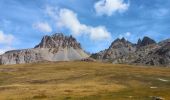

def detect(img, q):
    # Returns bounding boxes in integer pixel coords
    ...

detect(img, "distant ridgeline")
[91,37,170,66]
[0,33,170,66]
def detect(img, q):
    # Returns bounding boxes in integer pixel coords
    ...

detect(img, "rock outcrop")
[137,36,156,47]
[34,33,81,49]
[91,38,136,62]
[0,33,89,65]
[134,39,170,66]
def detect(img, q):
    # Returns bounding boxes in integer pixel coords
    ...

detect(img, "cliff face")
[0,33,89,65]
[34,33,81,49]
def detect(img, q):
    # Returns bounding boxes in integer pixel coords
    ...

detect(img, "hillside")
[0,61,170,100]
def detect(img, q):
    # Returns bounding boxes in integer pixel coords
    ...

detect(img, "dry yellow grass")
[0,61,170,100]
[0,83,124,99]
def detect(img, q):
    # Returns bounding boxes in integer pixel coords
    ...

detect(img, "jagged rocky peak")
[102,37,136,60]
[109,37,134,48]
[34,33,81,49]
[138,36,156,47]
[137,39,142,45]
[113,37,126,43]
[91,36,170,66]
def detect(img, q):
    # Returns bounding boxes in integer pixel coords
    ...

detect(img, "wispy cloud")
[94,0,129,16]
[153,8,169,18]
[33,22,52,33]
[119,32,131,39]
[140,7,169,19]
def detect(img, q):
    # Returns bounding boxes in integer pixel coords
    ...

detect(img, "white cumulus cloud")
[33,22,52,33]
[94,0,130,16]
[0,30,15,54]
[0,30,15,45]
[46,7,111,41]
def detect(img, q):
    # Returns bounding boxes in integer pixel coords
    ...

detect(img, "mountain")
[0,33,89,65]
[1,34,169,66]
[91,38,136,62]
[91,37,170,66]
[137,36,156,47]
[134,39,170,66]
[34,33,81,49]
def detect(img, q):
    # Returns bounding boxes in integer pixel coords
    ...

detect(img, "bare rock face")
[103,38,136,60]
[0,33,89,65]
[0,49,43,65]
[91,38,136,62]
[137,36,156,47]
[133,40,170,66]
[91,36,170,66]
[34,33,81,49]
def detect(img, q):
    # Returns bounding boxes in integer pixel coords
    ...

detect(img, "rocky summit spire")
[34,33,81,49]
[109,37,134,49]
[91,37,136,60]
[139,36,156,47]
[137,38,142,45]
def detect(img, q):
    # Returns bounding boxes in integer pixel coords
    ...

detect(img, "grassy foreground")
[0,61,170,100]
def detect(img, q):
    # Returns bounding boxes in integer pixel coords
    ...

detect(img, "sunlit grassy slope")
[0,61,170,100]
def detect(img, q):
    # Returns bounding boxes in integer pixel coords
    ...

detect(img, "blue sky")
[0,0,170,54]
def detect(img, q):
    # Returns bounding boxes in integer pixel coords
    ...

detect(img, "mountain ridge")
[0,33,89,65]
[91,36,170,66]
[0,34,170,66]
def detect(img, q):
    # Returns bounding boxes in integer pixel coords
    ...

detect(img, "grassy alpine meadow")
[0,61,170,100]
